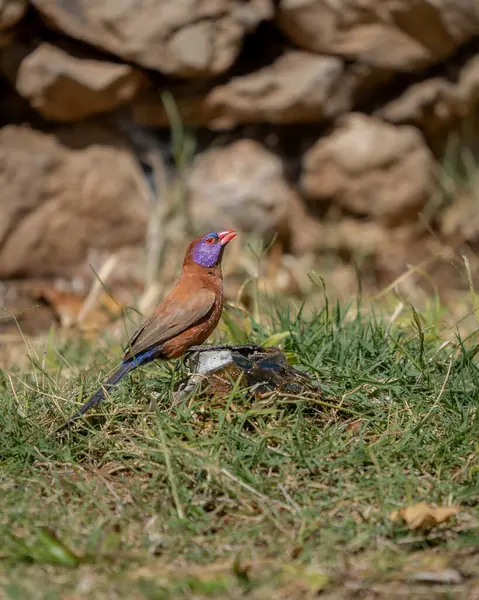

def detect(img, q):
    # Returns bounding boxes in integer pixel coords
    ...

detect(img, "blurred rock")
[0,0,26,31]
[207,51,387,129]
[134,51,389,128]
[187,138,320,251]
[288,194,324,255]
[31,0,272,77]
[440,187,479,245]
[323,218,424,277]
[376,54,479,139]
[325,218,397,256]
[0,279,58,337]
[3,42,144,121]
[277,0,479,72]
[301,114,436,226]
[0,124,148,278]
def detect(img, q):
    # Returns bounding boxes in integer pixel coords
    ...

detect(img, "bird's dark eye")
[204,237,215,245]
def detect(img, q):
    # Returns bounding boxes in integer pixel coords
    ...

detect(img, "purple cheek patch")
[193,242,223,267]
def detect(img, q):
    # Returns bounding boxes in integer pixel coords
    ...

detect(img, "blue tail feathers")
[57,348,159,432]
[78,361,134,415]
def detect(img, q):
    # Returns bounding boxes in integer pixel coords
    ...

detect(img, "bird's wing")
[123,287,216,360]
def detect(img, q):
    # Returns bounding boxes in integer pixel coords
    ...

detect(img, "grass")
[2,294,479,599]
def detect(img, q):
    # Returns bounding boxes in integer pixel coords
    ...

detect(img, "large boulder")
[2,42,144,121]
[206,51,386,129]
[440,182,479,246]
[187,139,320,252]
[0,125,148,278]
[300,114,436,226]
[376,54,479,140]
[277,0,479,72]
[0,0,26,31]
[133,50,389,128]
[31,0,272,78]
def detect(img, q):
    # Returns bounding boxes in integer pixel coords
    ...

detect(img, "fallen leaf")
[346,419,363,433]
[33,286,123,333]
[33,286,84,328]
[390,502,460,530]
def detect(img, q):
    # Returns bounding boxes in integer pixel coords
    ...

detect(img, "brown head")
[183,230,237,269]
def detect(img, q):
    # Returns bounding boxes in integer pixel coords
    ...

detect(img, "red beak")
[218,230,237,246]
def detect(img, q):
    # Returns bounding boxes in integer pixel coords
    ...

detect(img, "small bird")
[58,230,237,431]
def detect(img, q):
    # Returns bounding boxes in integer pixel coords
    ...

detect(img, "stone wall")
[2,0,479,297]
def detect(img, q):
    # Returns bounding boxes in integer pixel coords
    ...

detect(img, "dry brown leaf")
[390,502,460,530]
[346,419,363,433]
[33,286,123,333]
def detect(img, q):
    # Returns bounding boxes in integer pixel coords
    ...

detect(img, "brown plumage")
[58,230,236,431]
